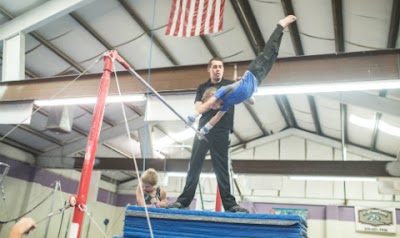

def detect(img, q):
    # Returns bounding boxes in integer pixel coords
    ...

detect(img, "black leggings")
[248,24,284,85]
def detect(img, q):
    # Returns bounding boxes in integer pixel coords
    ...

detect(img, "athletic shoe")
[226,205,249,213]
[167,202,189,210]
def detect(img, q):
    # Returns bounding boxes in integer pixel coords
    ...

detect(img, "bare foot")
[278,15,297,29]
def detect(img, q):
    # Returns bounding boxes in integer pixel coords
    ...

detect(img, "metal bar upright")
[69,50,115,238]
[215,186,222,212]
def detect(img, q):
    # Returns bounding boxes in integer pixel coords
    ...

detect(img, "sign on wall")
[271,208,308,221]
[355,207,397,234]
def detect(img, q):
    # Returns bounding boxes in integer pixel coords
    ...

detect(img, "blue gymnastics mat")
[116,205,307,238]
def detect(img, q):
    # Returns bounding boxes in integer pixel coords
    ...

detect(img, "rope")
[140,1,158,236]
[57,201,68,238]
[35,202,72,225]
[78,204,109,238]
[0,185,56,224]
[102,2,160,238]
[142,0,158,171]
[111,60,155,238]
[0,180,71,238]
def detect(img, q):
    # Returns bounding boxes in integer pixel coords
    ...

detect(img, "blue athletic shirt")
[213,70,258,111]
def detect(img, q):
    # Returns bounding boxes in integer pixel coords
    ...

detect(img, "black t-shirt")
[195,78,235,131]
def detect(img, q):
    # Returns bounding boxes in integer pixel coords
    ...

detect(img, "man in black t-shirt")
[167,57,249,213]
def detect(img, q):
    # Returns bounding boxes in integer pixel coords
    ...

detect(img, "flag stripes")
[165,0,225,37]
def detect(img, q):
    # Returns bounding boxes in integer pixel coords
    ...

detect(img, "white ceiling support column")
[0,0,96,82]
[2,33,25,82]
[0,101,33,124]
[138,125,155,158]
[0,0,97,41]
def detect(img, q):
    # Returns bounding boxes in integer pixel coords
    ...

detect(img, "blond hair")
[202,87,218,103]
[141,168,158,186]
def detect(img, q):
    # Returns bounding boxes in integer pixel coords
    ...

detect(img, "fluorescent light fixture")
[155,137,175,147]
[171,127,198,140]
[289,176,377,182]
[255,79,400,95]
[350,114,400,137]
[34,95,145,106]
[155,126,198,147]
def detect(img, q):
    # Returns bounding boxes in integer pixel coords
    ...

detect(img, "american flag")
[165,0,226,37]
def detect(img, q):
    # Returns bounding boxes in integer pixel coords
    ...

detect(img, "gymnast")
[186,15,297,137]
[136,168,169,208]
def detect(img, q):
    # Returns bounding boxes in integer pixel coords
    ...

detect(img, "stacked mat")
[115,205,307,238]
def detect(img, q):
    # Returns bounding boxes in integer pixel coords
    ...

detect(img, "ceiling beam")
[244,103,269,136]
[275,95,296,128]
[0,142,35,163]
[117,0,179,66]
[0,0,96,41]
[370,90,387,151]
[24,69,38,79]
[199,35,219,58]
[69,11,139,70]
[281,0,304,55]
[37,157,395,177]
[230,128,395,161]
[308,96,322,135]
[36,128,396,173]
[74,104,145,158]
[78,104,116,126]
[29,32,86,73]
[0,137,42,155]
[387,0,400,48]
[331,0,344,52]
[312,91,400,117]
[17,124,63,146]
[339,103,348,160]
[230,0,265,55]
[370,113,381,151]
[69,12,114,51]
[0,7,86,73]
[231,160,392,177]
[0,8,84,78]
[1,49,400,102]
